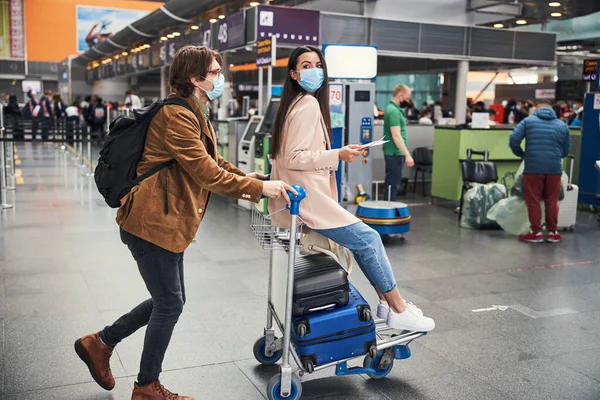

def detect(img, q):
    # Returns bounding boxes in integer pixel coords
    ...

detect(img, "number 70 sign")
[329,84,343,106]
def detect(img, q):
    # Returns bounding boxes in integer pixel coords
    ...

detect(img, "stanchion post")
[85,132,94,177]
[1,107,15,190]
[81,126,88,169]
[0,114,13,209]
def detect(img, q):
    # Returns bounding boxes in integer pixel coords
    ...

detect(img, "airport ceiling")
[478,0,600,28]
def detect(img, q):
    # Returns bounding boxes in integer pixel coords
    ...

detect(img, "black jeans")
[384,155,405,201]
[100,229,186,386]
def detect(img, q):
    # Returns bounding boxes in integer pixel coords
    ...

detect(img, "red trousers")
[523,173,562,233]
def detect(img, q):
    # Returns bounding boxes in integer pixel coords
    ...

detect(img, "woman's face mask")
[296,67,324,93]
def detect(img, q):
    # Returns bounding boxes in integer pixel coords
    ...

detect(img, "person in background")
[124,90,143,109]
[53,93,67,133]
[39,91,54,140]
[418,109,433,125]
[65,101,81,146]
[570,110,583,128]
[88,97,107,136]
[4,94,23,139]
[23,91,39,138]
[383,85,414,201]
[509,101,571,244]
[488,109,497,126]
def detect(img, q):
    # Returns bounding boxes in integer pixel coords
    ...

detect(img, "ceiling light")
[191,25,199,30]
[218,14,225,19]
[209,18,217,23]
[550,12,562,17]
[167,34,174,39]
[172,32,181,37]
[548,2,561,6]
[122,51,128,56]
[230,64,234,68]
[160,36,168,41]
[494,23,504,28]
[516,20,527,25]
[143,44,150,49]
[250,1,259,6]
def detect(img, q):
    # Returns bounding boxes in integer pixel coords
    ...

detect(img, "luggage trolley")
[251,185,427,400]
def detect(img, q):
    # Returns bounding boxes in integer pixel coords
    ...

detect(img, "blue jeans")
[384,155,405,201]
[315,222,397,294]
[100,229,186,386]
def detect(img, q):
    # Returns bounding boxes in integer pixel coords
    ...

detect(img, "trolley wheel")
[266,373,303,400]
[363,352,394,380]
[369,345,378,359]
[296,323,308,338]
[302,358,315,374]
[253,337,282,365]
[359,307,372,322]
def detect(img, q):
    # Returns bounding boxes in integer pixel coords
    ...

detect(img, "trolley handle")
[257,174,306,216]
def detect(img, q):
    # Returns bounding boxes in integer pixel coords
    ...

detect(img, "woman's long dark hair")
[271,46,331,160]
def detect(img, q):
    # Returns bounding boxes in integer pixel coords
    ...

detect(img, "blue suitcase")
[291,284,377,371]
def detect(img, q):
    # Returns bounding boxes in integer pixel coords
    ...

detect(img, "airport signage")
[256,5,319,46]
[583,59,598,81]
[218,11,245,51]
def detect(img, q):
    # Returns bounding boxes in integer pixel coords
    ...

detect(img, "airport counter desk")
[431,126,582,201]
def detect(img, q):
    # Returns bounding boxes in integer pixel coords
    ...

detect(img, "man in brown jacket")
[74,46,294,400]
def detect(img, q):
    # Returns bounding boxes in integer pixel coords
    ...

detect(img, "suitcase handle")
[308,303,337,313]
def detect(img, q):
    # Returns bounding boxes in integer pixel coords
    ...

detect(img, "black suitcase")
[292,254,349,316]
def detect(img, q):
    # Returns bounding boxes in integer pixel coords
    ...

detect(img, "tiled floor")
[1,142,600,399]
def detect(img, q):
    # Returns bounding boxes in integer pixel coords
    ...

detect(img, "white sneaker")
[386,302,435,332]
[376,301,390,320]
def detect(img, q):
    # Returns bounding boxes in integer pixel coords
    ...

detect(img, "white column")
[258,66,264,115]
[454,60,469,125]
[221,53,231,117]
[160,66,168,99]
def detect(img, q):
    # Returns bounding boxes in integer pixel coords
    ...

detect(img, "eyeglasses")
[207,69,222,78]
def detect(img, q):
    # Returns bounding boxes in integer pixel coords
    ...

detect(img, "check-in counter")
[371,121,434,182]
[212,118,248,165]
[430,126,582,201]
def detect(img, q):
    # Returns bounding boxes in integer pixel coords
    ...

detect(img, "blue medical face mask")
[200,74,225,100]
[297,68,324,93]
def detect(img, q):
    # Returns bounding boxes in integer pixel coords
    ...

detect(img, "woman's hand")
[246,172,268,180]
[338,145,362,163]
[262,180,297,204]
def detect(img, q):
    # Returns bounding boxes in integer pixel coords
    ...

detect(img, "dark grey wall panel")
[0,60,25,75]
[514,31,556,61]
[371,19,419,52]
[246,6,257,43]
[420,24,466,56]
[320,14,368,45]
[470,28,514,59]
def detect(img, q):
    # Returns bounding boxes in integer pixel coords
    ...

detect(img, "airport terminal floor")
[2,142,600,400]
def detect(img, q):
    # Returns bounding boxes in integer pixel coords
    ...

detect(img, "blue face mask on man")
[200,74,225,101]
[297,68,324,93]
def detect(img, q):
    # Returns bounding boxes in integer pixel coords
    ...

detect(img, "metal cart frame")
[251,185,426,400]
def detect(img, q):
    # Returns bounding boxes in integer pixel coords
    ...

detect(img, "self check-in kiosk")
[237,115,264,210]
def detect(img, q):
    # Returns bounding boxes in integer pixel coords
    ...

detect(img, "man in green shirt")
[383,85,413,201]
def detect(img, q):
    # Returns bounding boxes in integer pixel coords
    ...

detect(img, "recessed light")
[191,25,199,30]
[250,1,259,6]
[160,36,168,41]
[494,23,504,28]
[122,51,128,56]
[218,14,225,19]
[167,34,174,39]
[516,20,527,25]
[230,64,234,68]
[172,32,181,37]
[209,18,217,23]
[549,2,561,6]
[550,12,562,17]
[143,44,150,49]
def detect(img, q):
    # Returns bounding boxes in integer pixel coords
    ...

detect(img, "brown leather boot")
[131,381,195,400]
[74,332,115,390]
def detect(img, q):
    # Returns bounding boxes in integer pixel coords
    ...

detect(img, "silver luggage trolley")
[251,185,427,400]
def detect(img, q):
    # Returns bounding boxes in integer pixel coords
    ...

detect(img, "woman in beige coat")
[269,46,434,332]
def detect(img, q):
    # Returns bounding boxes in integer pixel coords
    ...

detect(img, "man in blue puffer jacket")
[509,102,571,243]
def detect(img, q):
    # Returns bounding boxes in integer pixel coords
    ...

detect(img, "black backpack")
[94,97,195,208]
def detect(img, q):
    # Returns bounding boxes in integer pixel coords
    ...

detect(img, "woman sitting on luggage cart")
[269,46,435,333]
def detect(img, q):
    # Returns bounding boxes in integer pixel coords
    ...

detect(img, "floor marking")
[15,169,22,177]
[16,176,24,185]
[512,260,596,272]
[508,304,579,319]
[472,305,508,313]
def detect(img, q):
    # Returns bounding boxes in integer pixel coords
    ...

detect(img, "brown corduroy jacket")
[116,94,263,253]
